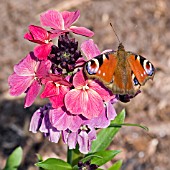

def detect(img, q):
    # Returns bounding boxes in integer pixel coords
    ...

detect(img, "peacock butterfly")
[83,42,155,96]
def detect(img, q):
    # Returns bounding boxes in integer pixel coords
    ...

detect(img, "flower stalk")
[67,147,73,165]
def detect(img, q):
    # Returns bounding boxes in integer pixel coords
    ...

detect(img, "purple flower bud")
[77,160,98,170]
[49,33,82,73]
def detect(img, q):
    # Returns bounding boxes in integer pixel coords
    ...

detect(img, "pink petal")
[49,108,68,131]
[34,43,52,60]
[68,115,85,132]
[24,80,41,107]
[41,74,71,87]
[39,115,48,133]
[49,29,66,35]
[50,107,83,132]
[14,53,38,76]
[49,33,59,39]
[68,132,78,149]
[70,26,94,37]
[87,109,110,128]
[88,127,97,141]
[81,39,100,60]
[41,82,59,98]
[106,101,117,120]
[72,70,86,88]
[61,10,80,28]
[49,93,65,108]
[75,57,86,67]
[29,109,42,133]
[51,108,84,132]
[36,60,51,78]
[43,74,64,82]
[65,88,104,119]
[25,25,50,42]
[65,89,84,115]
[55,79,72,87]
[89,80,114,102]
[85,89,104,118]
[62,130,69,144]
[77,131,89,154]
[48,85,69,108]
[48,128,61,143]
[24,32,34,41]
[49,108,83,132]
[40,10,64,30]
[8,73,34,96]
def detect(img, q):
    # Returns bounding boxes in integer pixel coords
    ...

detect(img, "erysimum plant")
[6,9,148,170]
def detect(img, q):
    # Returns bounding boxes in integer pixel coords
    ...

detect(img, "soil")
[0,0,170,170]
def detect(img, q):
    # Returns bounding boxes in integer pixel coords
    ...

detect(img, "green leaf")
[83,150,120,167]
[35,158,72,170]
[90,109,125,153]
[72,165,79,170]
[109,122,149,131]
[4,146,23,170]
[108,160,123,170]
[36,153,43,162]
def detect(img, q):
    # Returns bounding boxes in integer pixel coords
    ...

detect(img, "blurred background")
[0,0,170,169]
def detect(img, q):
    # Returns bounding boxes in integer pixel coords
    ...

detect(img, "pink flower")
[106,97,118,117]
[63,126,96,154]
[49,100,116,132]
[8,52,51,107]
[64,70,112,119]
[81,39,101,60]
[29,104,61,143]
[41,78,70,108]
[86,102,117,129]
[29,100,116,153]
[61,102,117,154]
[49,107,86,132]
[40,10,94,37]
[24,25,56,60]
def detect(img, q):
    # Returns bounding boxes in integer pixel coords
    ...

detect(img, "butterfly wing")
[84,51,117,87]
[127,53,155,86]
[84,51,133,94]
[84,50,155,95]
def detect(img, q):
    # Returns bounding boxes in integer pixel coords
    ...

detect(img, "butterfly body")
[84,43,155,95]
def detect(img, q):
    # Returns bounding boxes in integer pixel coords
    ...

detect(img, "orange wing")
[84,52,118,85]
[127,53,155,86]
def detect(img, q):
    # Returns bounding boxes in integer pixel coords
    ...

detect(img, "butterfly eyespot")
[144,60,154,76]
[133,77,139,86]
[132,73,139,86]
[86,59,99,75]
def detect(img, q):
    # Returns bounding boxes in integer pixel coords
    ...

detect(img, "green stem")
[67,147,72,165]
[109,123,149,131]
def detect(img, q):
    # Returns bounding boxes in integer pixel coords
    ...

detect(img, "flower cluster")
[8,10,117,154]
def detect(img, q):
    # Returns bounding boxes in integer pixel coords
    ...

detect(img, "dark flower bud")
[49,33,82,74]
[78,160,98,170]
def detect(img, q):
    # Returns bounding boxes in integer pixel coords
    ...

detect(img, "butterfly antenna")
[110,23,121,44]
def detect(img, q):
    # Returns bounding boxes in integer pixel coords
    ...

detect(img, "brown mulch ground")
[0,0,170,169]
